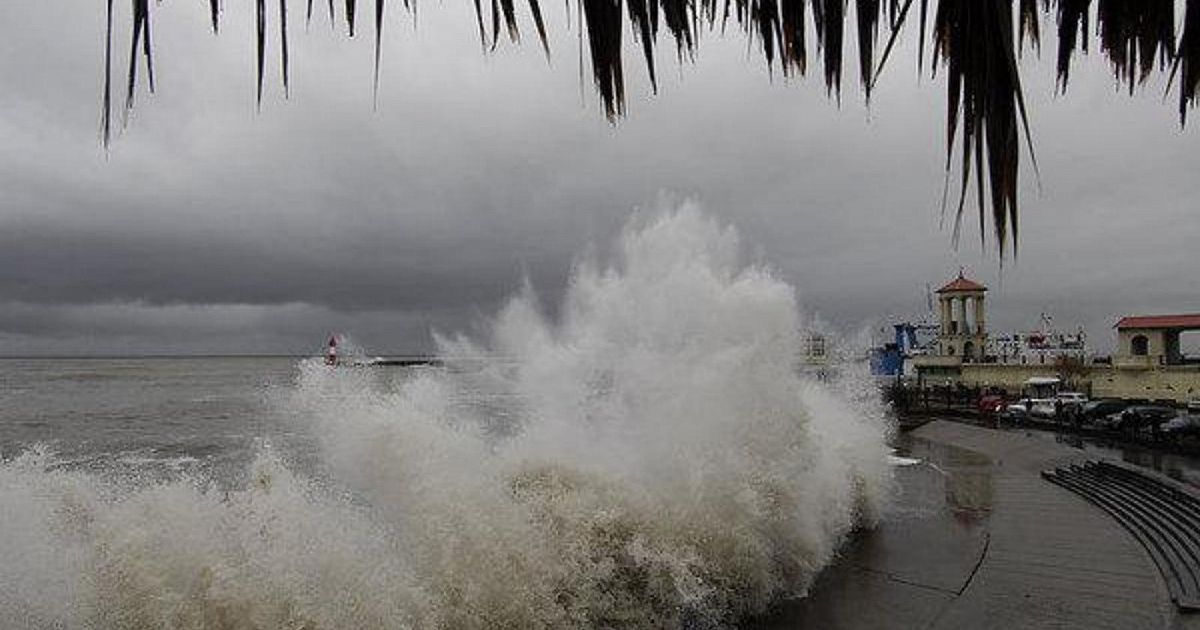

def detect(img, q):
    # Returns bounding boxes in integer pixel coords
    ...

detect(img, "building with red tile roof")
[1115,314,1200,331]
[1114,314,1200,368]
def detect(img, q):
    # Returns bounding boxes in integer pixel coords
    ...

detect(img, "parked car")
[1116,405,1178,432]
[1057,392,1088,407]
[1161,415,1200,437]
[1093,411,1125,431]
[1081,399,1128,424]
[1027,398,1059,419]
[978,393,1007,415]
[1188,399,1200,415]
[1001,400,1030,422]
[1042,392,1088,423]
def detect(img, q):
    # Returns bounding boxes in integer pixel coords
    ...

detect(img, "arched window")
[963,341,975,360]
[1131,335,1149,356]
[947,345,956,356]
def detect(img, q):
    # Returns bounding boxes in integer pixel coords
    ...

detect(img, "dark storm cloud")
[0,218,558,310]
[1,0,1198,354]
[0,300,464,355]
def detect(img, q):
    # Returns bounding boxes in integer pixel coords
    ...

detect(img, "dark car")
[1117,406,1177,432]
[1080,399,1128,424]
[1093,412,1124,431]
[1161,415,1200,437]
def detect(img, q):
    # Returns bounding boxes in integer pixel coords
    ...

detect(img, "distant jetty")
[371,357,443,367]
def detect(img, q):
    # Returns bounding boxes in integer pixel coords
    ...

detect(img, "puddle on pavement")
[749,434,993,629]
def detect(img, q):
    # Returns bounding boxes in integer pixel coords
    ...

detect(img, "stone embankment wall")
[947,364,1200,402]
[1091,366,1200,402]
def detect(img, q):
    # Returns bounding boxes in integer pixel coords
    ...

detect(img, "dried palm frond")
[281,0,291,97]
[210,0,221,33]
[1018,0,1038,52]
[530,0,551,56]
[99,0,1200,256]
[582,0,625,119]
[933,0,1034,255]
[856,0,880,99]
[256,0,266,105]
[627,0,659,89]
[1053,0,1091,91]
[813,0,846,98]
[659,0,696,61]
[1173,0,1200,123]
[750,0,783,74]
[103,0,115,148]
[374,0,384,102]
[126,0,154,112]
[870,0,912,86]
[780,0,808,75]
[1097,0,1174,93]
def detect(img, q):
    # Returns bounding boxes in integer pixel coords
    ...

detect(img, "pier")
[757,420,1200,629]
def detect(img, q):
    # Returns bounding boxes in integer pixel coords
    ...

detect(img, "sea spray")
[297,205,895,627]
[0,446,430,629]
[0,204,893,629]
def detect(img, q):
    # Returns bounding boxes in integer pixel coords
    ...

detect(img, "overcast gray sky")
[1,0,1198,355]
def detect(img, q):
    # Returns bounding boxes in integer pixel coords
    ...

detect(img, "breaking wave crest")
[0,205,893,629]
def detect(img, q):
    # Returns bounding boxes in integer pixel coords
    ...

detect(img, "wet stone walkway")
[755,420,1196,629]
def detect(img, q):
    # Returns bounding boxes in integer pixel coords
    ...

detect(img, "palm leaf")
[780,0,807,75]
[1172,0,1200,123]
[627,0,660,88]
[256,0,266,105]
[210,0,221,33]
[99,0,1200,256]
[281,0,291,97]
[1017,0,1038,52]
[1054,0,1091,91]
[103,0,114,148]
[374,0,384,103]
[814,0,845,98]
[856,0,880,99]
[1097,0,1174,94]
[125,0,150,112]
[582,0,625,119]
[934,0,1032,256]
[530,0,552,56]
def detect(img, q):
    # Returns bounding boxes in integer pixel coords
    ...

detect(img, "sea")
[0,357,311,485]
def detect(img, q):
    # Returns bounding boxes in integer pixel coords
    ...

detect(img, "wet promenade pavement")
[756,420,1199,629]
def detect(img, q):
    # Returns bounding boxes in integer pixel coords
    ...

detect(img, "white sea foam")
[0,204,893,629]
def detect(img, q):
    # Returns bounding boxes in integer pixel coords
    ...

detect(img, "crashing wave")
[0,204,893,629]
